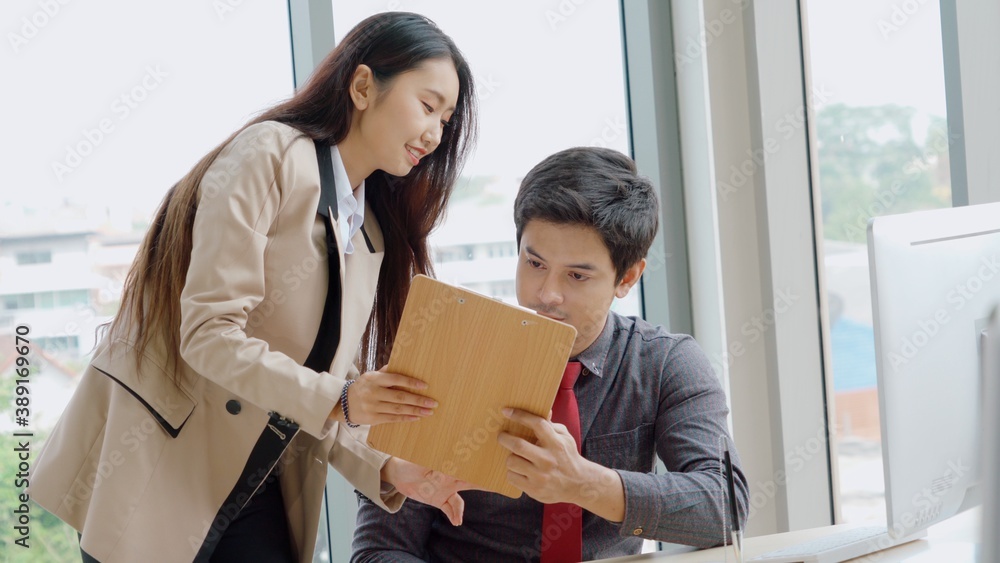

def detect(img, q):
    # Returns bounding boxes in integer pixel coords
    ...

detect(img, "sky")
[1,0,629,233]
[804,0,948,116]
[1,0,951,234]
[2,1,294,229]
[331,0,630,178]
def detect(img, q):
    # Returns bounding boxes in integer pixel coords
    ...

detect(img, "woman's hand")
[338,367,438,426]
[381,457,477,526]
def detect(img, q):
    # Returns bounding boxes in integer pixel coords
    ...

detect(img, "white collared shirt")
[330,145,365,255]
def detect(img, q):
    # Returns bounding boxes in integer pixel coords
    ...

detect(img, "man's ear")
[349,64,375,110]
[615,258,646,299]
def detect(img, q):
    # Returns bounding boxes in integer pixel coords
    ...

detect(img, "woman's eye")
[441,119,451,128]
[422,102,434,113]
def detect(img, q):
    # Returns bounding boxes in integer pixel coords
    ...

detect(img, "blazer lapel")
[315,140,346,293]
[306,140,347,374]
[329,203,384,380]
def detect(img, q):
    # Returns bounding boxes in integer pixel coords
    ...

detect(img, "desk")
[601,509,980,562]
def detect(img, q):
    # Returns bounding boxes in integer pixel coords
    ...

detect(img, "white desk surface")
[601,509,980,562]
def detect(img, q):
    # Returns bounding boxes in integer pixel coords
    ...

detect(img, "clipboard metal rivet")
[521,320,528,326]
[458,298,466,304]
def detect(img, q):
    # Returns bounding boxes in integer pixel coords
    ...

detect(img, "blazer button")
[632,527,643,536]
[226,400,241,415]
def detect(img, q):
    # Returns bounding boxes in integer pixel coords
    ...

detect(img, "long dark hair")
[109,12,477,379]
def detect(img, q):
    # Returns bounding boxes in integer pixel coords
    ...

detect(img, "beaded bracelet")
[341,379,360,428]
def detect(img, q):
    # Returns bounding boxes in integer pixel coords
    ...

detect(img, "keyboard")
[747,525,926,563]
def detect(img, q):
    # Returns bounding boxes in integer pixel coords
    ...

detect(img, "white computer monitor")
[867,201,1000,539]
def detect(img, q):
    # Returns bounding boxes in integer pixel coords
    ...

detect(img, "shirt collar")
[330,145,366,254]
[571,311,617,378]
[330,145,365,209]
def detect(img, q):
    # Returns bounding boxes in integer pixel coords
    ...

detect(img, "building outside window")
[1,1,294,559]
[15,250,52,265]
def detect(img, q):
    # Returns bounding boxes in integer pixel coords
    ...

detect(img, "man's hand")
[496,408,592,504]
[381,457,476,526]
[497,408,625,522]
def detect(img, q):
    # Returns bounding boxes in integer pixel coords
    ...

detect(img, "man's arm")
[498,409,627,523]
[351,491,439,563]
[613,335,749,548]
[498,336,749,548]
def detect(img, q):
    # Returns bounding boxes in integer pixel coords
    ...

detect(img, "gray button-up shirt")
[352,311,749,562]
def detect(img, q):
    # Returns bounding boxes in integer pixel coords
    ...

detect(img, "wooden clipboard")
[367,275,577,498]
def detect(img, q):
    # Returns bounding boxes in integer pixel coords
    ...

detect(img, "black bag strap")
[303,141,343,373]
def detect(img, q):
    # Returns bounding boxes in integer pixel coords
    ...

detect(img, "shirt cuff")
[615,469,663,540]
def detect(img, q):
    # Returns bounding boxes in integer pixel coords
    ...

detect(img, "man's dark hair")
[513,147,659,283]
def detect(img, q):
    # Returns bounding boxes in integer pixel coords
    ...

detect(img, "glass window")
[37,335,80,354]
[55,290,90,308]
[2,293,37,310]
[37,292,55,309]
[2,1,294,558]
[332,1,638,313]
[322,2,641,559]
[803,0,952,524]
[16,250,52,265]
[3,295,21,310]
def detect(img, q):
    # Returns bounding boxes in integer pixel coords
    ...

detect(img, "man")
[352,147,749,561]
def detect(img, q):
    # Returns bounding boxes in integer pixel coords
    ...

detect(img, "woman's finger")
[372,387,438,409]
[369,413,422,425]
[373,399,435,417]
[371,371,430,391]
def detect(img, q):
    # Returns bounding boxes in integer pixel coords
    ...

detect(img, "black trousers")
[210,476,295,562]
[79,476,295,562]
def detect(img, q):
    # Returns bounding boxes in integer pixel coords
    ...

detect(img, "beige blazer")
[29,121,404,562]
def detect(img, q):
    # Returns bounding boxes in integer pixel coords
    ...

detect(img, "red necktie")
[541,361,583,563]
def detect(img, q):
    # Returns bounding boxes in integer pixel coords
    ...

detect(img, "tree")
[816,104,951,243]
[0,354,80,562]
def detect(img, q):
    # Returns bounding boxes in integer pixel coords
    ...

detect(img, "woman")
[29,12,477,563]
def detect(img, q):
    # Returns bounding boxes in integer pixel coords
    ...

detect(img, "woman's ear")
[350,64,375,110]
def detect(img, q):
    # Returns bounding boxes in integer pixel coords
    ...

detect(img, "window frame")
[668,0,1000,536]
[666,0,835,535]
